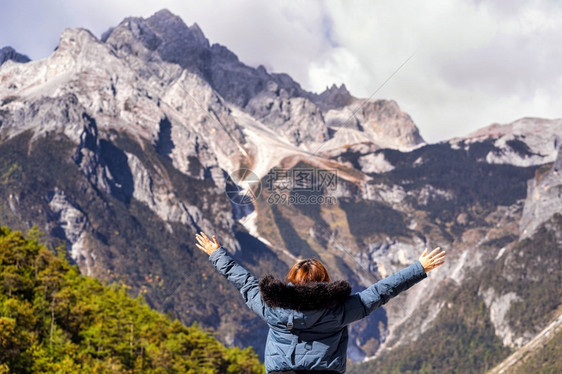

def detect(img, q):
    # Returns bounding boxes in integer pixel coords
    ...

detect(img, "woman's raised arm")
[340,247,446,326]
[195,231,268,320]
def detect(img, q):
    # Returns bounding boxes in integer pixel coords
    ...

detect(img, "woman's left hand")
[418,247,446,273]
[195,231,221,255]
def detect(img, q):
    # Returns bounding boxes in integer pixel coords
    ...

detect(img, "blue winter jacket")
[209,247,427,373]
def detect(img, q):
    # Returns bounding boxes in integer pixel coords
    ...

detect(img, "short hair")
[285,258,331,285]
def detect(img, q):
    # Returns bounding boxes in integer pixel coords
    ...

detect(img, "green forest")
[0,226,264,373]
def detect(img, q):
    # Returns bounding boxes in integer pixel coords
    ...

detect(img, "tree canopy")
[0,226,264,373]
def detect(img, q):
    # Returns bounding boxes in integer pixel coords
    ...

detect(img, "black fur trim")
[259,275,352,311]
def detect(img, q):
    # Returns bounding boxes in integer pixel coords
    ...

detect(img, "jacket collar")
[259,275,352,311]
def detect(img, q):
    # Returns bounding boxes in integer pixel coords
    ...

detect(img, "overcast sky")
[1,0,561,143]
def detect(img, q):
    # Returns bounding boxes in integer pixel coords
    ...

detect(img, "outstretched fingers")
[195,232,220,255]
[195,232,211,252]
[431,249,446,258]
[196,232,211,244]
[434,253,447,263]
[419,246,446,272]
[431,251,446,268]
[195,234,206,246]
[428,246,442,257]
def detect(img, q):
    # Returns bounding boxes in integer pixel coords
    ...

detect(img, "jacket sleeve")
[209,247,267,321]
[340,260,427,326]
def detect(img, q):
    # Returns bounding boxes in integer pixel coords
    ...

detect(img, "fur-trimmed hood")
[259,274,352,311]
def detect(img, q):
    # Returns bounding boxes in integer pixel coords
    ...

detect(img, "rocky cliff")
[1,9,560,370]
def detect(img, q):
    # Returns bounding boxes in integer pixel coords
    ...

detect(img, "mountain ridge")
[1,9,561,369]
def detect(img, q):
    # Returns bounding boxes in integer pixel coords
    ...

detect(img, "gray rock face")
[311,84,354,111]
[356,100,424,145]
[103,9,307,110]
[520,143,562,238]
[318,99,425,154]
[2,94,87,141]
[48,188,95,275]
[479,288,522,347]
[98,9,424,154]
[245,82,330,146]
[0,46,31,66]
[72,112,113,196]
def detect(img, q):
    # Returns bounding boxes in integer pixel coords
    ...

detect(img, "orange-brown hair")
[285,258,331,285]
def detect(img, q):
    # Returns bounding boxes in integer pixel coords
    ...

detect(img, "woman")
[195,231,445,374]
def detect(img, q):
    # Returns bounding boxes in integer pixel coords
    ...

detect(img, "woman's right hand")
[418,247,446,273]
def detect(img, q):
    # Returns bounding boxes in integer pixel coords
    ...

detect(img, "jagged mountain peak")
[96,9,425,153]
[145,9,210,49]
[1,8,427,165]
[312,83,354,111]
[0,46,31,66]
[103,9,211,60]
[146,9,209,49]
[324,83,351,95]
[101,9,310,109]
[56,28,104,56]
[149,8,182,22]
[189,22,207,42]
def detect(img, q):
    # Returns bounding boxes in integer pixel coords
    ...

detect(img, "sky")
[1,0,561,143]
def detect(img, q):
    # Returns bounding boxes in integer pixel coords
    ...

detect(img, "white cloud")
[309,0,562,141]
[0,0,560,143]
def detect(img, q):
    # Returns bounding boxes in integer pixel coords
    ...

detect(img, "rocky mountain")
[1,9,560,371]
[0,46,30,66]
